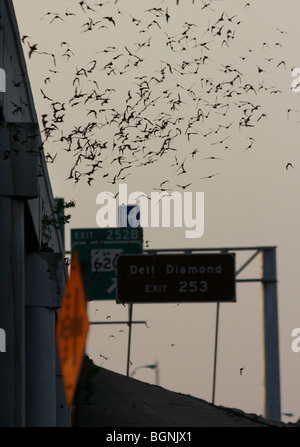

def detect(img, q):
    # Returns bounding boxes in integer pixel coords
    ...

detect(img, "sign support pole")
[212,302,220,405]
[261,247,281,421]
[126,304,133,377]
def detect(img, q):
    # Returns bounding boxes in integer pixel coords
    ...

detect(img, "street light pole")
[154,360,160,386]
[131,362,159,386]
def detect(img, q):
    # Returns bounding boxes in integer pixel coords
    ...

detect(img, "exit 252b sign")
[116,253,236,304]
[71,227,143,301]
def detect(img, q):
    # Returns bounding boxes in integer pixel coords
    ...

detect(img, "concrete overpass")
[0,0,68,427]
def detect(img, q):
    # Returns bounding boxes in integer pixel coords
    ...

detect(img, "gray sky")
[12,0,300,422]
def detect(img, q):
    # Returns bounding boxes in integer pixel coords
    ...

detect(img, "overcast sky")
[12,0,300,423]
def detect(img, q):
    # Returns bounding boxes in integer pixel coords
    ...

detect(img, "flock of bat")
[16,0,295,194]
[15,0,297,370]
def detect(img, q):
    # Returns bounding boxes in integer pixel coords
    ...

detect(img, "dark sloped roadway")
[83,359,291,428]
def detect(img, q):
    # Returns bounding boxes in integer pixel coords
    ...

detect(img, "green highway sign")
[71,228,143,301]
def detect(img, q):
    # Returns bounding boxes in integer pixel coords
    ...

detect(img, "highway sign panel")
[117,253,236,303]
[56,248,89,406]
[71,227,143,301]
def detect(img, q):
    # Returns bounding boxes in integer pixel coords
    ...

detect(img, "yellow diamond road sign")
[56,248,89,407]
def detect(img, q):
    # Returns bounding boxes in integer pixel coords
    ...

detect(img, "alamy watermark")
[291,68,300,93]
[291,328,300,353]
[0,328,6,353]
[0,68,6,93]
[96,184,204,239]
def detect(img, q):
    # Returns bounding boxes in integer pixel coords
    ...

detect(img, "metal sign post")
[126,304,133,377]
[261,247,281,422]
[70,227,144,377]
[212,302,220,406]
